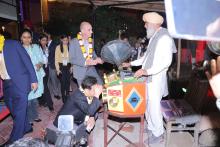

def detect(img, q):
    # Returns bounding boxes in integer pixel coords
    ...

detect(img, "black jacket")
[53,89,101,127]
[48,40,57,69]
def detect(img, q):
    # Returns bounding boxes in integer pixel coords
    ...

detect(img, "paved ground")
[0,81,219,147]
[0,98,196,147]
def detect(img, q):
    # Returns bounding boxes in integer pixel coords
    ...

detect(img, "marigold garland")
[0,35,5,53]
[77,32,93,59]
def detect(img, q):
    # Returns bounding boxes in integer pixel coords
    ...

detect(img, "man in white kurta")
[123,12,176,144]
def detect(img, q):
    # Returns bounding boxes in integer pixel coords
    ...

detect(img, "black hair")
[120,32,129,40]
[38,33,48,49]
[81,76,97,90]
[0,30,12,39]
[0,30,3,35]
[60,34,69,53]
[20,29,32,38]
[20,29,33,44]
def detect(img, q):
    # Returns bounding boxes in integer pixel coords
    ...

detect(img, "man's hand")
[134,69,147,78]
[57,70,61,76]
[31,83,38,91]
[206,56,220,99]
[95,57,104,64]
[122,62,131,68]
[94,84,103,98]
[86,117,95,132]
[85,59,97,66]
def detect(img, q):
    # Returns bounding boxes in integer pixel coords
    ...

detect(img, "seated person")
[45,76,102,144]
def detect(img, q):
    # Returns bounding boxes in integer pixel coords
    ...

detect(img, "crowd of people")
[0,11,220,147]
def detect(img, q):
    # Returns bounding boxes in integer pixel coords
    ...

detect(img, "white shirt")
[131,28,174,76]
[48,40,52,48]
[0,52,10,80]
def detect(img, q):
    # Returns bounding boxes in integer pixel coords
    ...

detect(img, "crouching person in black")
[44,76,102,145]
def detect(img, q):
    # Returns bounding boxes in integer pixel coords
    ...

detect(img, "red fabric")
[181,48,191,63]
[23,20,33,29]
[195,41,206,62]
[0,105,10,121]
[207,87,215,98]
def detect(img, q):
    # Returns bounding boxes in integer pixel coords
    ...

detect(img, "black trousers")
[39,66,53,109]
[59,63,71,103]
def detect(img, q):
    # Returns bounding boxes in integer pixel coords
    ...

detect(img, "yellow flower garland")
[77,32,93,59]
[0,35,5,53]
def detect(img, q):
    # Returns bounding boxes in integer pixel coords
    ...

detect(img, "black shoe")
[39,103,47,107]
[24,127,33,135]
[1,140,13,147]
[34,118,42,122]
[49,106,54,112]
[30,122,34,126]
[54,95,61,99]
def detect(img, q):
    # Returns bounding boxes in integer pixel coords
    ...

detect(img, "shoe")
[49,107,54,112]
[145,134,164,145]
[1,140,13,147]
[34,118,42,122]
[39,103,47,107]
[54,95,61,99]
[24,127,33,135]
[30,122,34,126]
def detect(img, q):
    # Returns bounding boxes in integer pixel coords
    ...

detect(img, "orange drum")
[104,81,146,115]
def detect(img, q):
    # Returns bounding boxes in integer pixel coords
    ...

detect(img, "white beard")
[146,28,156,39]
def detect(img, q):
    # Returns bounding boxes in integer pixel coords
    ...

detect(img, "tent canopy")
[50,0,165,12]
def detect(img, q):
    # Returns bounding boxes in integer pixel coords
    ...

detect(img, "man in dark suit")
[47,76,102,144]
[47,32,62,99]
[0,32,38,145]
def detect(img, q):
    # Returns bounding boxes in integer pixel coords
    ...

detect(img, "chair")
[161,73,209,147]
[0,79,10,122]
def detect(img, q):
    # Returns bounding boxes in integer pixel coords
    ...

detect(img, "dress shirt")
[0,52,10,80]
[131,28,174,75]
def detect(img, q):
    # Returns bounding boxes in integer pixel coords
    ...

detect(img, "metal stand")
[103,105,144,147]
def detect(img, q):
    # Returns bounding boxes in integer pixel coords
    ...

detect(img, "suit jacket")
[69,38,98,80]
[48,40,57,69]
[3,40,37,93]
[53,89,101,127]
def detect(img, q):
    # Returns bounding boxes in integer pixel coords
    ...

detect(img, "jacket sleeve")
[69,39,86,67]
[75,96,101,116]
[16,41,37,83]
[92,49,98,59]
[131,54,146,66]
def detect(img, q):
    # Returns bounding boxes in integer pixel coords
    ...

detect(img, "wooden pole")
[177,39,181,79]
